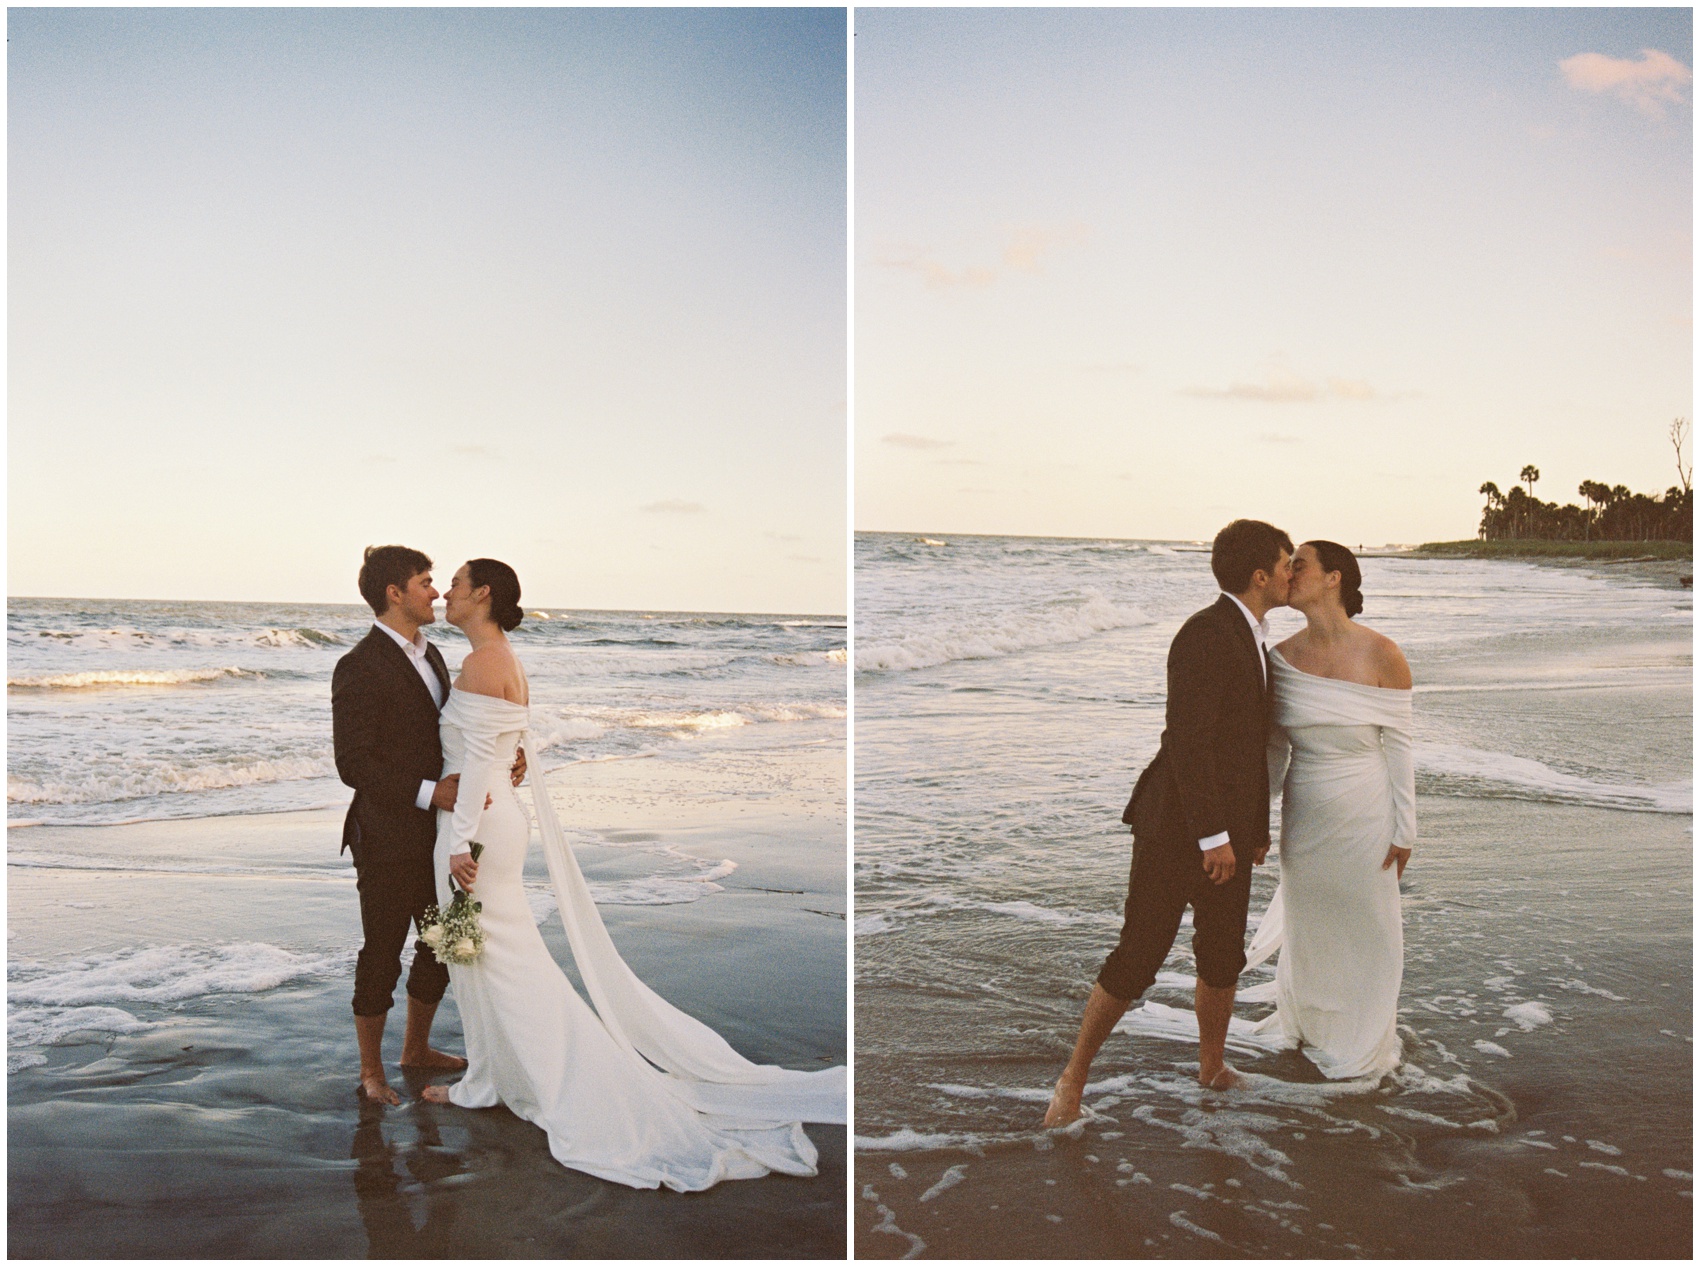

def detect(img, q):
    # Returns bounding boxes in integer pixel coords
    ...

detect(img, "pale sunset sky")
[856,8,1692,544]
[10,8,846,613]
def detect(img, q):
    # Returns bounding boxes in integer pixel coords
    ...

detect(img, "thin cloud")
[453,444,498,458]
[874,222,1087,291]
[1002,222,1089,273]
[1183,367,1321,403]
[883,433,954,450]
[1184,368,1390,403]
[1258,433,1302,445]
[1559,48,1692,119]
[640,499,707,514]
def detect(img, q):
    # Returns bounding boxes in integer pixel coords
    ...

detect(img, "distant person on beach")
[1045,519,1291,1124]
[331,545,524,1106]
[411,557,845,1189]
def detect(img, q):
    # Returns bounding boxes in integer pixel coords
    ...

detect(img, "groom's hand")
[1202,842,1236,885]
[430,776,461,811]
[1252,843,1269,866]
[510,747,527,786]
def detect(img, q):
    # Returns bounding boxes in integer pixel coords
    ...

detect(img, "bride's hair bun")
[468,557,524,632]
[1305,540,1363,618]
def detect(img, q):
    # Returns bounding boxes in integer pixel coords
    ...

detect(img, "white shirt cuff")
[448,841,472,857]
[416,780,436,812]
[1198,831,1230,851]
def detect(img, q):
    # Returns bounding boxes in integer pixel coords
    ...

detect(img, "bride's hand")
[1382,845,1411,879]
[449,853,479,890]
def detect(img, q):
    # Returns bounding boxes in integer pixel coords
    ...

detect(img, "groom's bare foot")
[420,1083,454,1104]
[399,1047,468,1071]
[359,1073,402,1106]
[1043,1074,1086,1127]
[1199,1063,1243,1091]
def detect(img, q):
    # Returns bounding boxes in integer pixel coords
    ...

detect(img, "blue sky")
[856,8,1692,544]
[11,8,846,612]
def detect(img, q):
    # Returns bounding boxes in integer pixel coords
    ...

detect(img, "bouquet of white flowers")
[420,842,486,966]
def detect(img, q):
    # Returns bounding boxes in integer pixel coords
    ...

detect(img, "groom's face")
[389,570,439,628]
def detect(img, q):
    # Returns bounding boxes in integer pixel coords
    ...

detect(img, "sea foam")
[856,588,1151,673]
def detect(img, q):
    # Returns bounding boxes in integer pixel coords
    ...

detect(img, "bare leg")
[1043,984,1132,1127]
[1195,979,1241,1089]
[356,1012,401,1105]
[398,995,468,1070]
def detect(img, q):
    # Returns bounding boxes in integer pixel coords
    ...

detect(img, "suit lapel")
[368,626,440,713]
[1214,594,1264,694]
[424,641,451,710]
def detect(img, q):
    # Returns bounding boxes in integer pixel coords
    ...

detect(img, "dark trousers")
[352,847,449,1017]
[1096,832,1254,1001]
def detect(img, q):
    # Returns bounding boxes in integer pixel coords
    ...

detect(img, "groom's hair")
[358,545,433,616]
[1210,520,1293,593]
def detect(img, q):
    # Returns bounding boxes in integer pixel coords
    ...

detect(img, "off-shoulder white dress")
[1247,648,1417,1080]
[432,686,844,1191]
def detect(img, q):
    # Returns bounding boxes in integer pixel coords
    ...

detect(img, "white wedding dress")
[1246,648,1417,1079]
[431,686,844,1191]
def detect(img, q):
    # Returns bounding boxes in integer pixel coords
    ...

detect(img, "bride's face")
[1287,545,1335,610]
[443,565,483,627]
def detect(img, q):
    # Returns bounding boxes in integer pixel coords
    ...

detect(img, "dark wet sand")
[9,741,847,1259]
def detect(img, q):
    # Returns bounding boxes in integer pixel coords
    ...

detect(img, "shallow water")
[853,532,1691,1258]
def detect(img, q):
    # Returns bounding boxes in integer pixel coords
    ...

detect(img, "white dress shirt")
[373,621,444,811]
[1197,593,1270,853]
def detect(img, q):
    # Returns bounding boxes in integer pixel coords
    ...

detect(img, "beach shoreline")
[8,732,848,1259]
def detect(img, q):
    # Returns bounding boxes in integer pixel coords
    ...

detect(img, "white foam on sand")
[1415,743,1692,815]
[8,1004,149,1070]
[7,667,264,690]
[7,942,342,1008]
[855,588,1151,673]
[917,1164,968,1202]
[1504,1001,1553,1031]
[8,756,338,806]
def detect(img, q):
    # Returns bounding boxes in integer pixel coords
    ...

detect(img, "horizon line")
[6,594,846,621]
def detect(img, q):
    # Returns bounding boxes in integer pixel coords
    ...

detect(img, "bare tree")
[1672,417,1691,495]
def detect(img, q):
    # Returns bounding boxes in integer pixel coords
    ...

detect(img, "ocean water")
[6,597,845,1073]
[8,597,846,827]
[853,532,1691,1258]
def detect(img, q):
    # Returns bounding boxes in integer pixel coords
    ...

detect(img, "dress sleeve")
[1267,726,1291,809]
[1380,722,1417,850]
[445,716,498,857]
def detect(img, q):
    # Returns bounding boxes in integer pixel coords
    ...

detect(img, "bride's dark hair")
[468,558,524,632]
[1304,540,1363,618]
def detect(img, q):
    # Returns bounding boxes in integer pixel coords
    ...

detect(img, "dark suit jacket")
[332,626,451,861]
[1121,594,1273,865]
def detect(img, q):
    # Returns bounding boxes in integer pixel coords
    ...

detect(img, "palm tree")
[1520,465,1540,498]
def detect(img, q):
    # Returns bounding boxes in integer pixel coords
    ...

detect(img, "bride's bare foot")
[359,1073,402,1106]
[1043,1074,1086,1128]
[420,1083,454,1104]
[1200,1063,1243,1091]
[399,1047,468,1071]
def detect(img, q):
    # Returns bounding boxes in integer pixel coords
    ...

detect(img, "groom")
[1044,519,1292,1125]
[332,544,522,1106]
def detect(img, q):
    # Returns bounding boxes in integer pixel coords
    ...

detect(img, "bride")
[418,558,844,1190]
[1249,540,1416,1079]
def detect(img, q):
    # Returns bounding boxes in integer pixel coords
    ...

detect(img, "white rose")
[453,938,477,959]
[421,925,445,947]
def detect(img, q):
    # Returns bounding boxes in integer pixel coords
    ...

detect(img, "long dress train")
[432,686,844,1191]
[1247,647,1416,1079]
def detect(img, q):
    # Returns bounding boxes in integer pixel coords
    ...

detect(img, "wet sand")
[9,732,847,1258]
[854,793,1691,1259]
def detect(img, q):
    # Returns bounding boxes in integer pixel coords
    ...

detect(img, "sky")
[856,8,1693,545]
[10,8,846,613]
